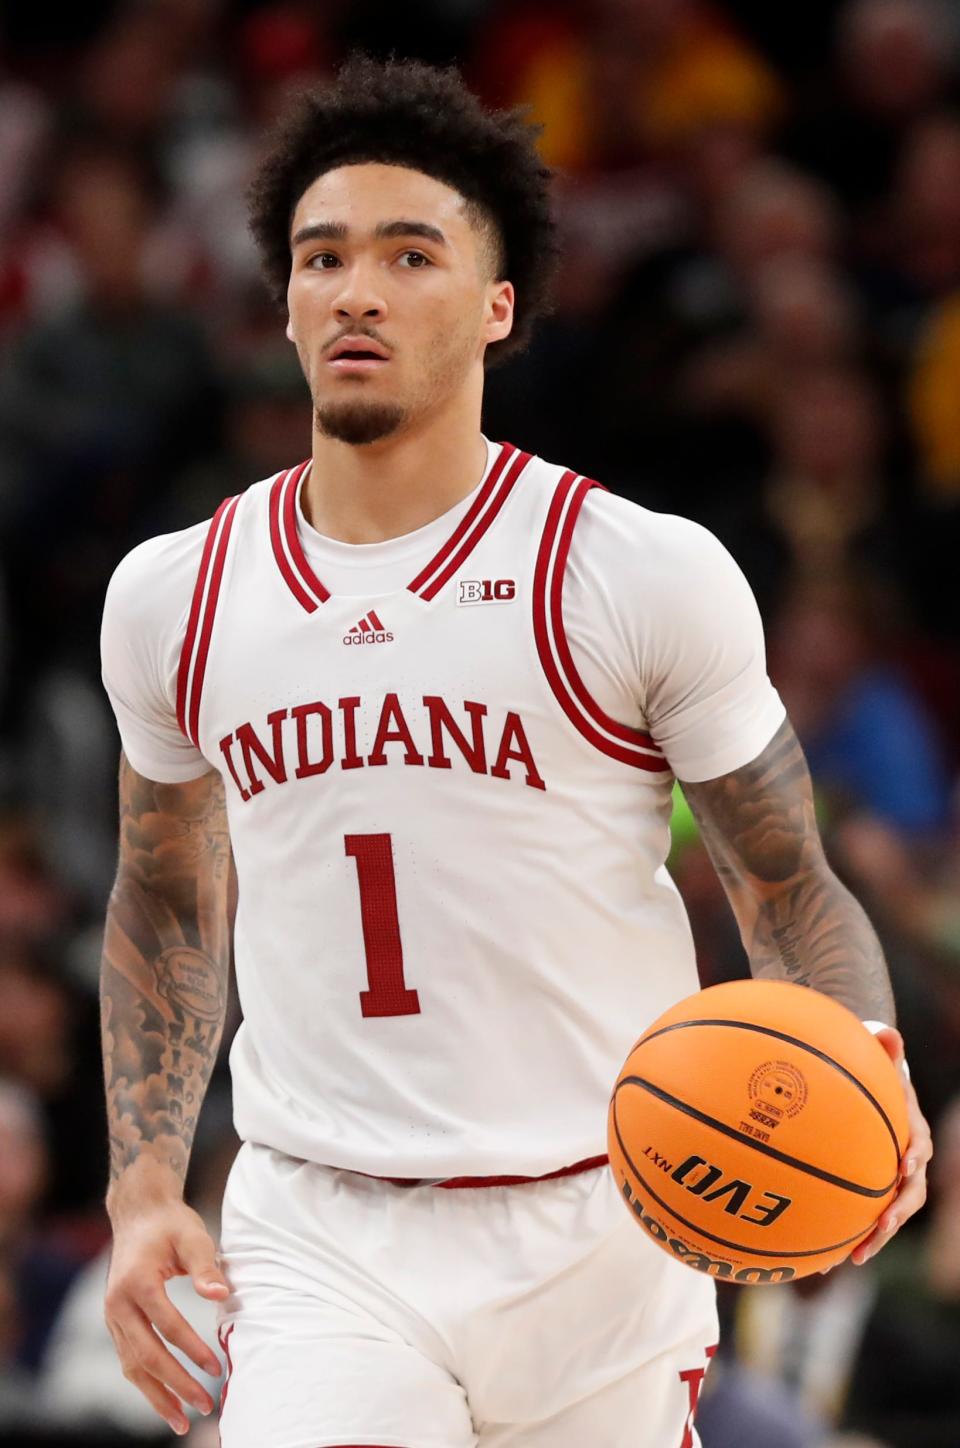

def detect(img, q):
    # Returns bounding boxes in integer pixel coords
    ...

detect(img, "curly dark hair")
[247,54,558,366]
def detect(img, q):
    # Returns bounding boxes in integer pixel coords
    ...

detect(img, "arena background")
[1,2,959,1444]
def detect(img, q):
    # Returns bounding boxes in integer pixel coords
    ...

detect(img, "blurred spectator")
[0,142,221,707]
[170,343,311,526]
[683,258,860,444]
[21,665,120,910]
[0,934,108,1219]
[234,2,336,125]
[0,1080,83,1380]
[909,290,960,498]
[64,4,185,154]
[873,112,960,305]
[828,812,960,1125]
[782,0,960,217]
[0,816,68,945]
[697,1355,826,1446]
[733,1266,883,1429]
[705,367,900,625]
[769,579,950,834]
[0,73,51,243]
[477,0,782,173]
[0,943,72,1101]
[714,160,841,280]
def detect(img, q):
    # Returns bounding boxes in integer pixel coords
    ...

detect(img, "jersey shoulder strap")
[175,493,242,747]
[532,470,669,773]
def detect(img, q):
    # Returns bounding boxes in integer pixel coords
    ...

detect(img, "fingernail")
[886,1216,898,1234]
[906,1157,917,1176]
[206,1358,220,1375]
[169,1417,189,1436]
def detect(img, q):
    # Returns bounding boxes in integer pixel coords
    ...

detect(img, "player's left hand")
[851,1026,932,1266]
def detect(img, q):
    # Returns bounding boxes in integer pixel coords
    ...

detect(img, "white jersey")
[101,439,784,1177]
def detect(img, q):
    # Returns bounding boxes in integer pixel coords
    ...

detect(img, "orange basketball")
[608,979,910,1284]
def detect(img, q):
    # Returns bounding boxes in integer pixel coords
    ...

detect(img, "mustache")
[323,327,392,356]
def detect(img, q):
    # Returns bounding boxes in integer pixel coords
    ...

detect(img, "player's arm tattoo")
[682,717,896,1022]
[100,755,232,1192]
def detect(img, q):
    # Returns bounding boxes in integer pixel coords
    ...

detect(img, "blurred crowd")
[1,1,959,1444]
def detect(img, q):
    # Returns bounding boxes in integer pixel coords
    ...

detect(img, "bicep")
[681,717,826,905]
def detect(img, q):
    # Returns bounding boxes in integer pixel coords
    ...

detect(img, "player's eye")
[309,253,341,270]
[398,250,431,268]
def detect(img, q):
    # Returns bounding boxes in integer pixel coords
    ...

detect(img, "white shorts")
[217,1143,718,1448]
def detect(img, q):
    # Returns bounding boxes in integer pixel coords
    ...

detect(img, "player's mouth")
[326,336,391,374]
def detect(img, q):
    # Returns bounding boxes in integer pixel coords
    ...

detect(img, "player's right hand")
[104,1197,229,1437]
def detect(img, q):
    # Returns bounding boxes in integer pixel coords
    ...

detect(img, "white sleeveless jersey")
[102,441,784,1177]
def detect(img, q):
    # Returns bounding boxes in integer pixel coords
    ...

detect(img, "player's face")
[286,163,514,446]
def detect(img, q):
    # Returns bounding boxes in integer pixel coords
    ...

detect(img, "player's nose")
[331,263,387,324]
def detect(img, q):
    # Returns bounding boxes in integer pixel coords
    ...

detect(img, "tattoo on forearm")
[100,758,231,1187]
[683,718,896,1022]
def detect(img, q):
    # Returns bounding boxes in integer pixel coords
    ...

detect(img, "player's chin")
[315,398,407,447]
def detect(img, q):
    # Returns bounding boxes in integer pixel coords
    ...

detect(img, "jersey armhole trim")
[175,493,242,748]
[532,471,671,772]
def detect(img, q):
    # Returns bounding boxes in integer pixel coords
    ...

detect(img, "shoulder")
[569,485,749,595]
[101,520,216,713]
[105,518,212,632]
[105,476,274,618]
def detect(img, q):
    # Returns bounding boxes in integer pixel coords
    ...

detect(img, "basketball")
[608,980,910,1285]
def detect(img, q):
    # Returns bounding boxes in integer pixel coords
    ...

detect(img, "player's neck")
[302,397,488,545]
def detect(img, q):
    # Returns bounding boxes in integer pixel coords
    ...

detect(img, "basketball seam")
[611,1096,873,1260]
[615,1076,898,1197]
[635,1017,904,1162]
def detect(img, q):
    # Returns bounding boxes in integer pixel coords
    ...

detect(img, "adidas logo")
[343,609,394,646]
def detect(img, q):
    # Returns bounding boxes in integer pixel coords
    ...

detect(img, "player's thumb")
[176,1223,229,1299]
[873,1025,905,1068]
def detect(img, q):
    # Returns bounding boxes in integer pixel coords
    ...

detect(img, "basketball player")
[98,57,931,1447]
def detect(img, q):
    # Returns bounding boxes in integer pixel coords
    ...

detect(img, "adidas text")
[343,631,394,645]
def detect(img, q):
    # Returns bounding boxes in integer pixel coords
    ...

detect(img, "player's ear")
[483,280,514,347]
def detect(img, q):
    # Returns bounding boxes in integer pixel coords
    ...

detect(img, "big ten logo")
[458,578,516,605]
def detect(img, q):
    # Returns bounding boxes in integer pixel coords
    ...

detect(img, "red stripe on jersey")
[436,1153,608,1189]
[175,500,224,738]
[281,459,330,604]
[368,609,385,631]
[176,495,240,746]
[533,473,669,772]
[407,441,519,596]
[269,461,329,611]
[269,464,317,612]
[368,1152,609,1190]
[415,447,533,602]
[550,477,663,751]
[185,495,241,748]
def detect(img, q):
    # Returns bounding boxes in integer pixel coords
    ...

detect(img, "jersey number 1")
[344,834,421,1018]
